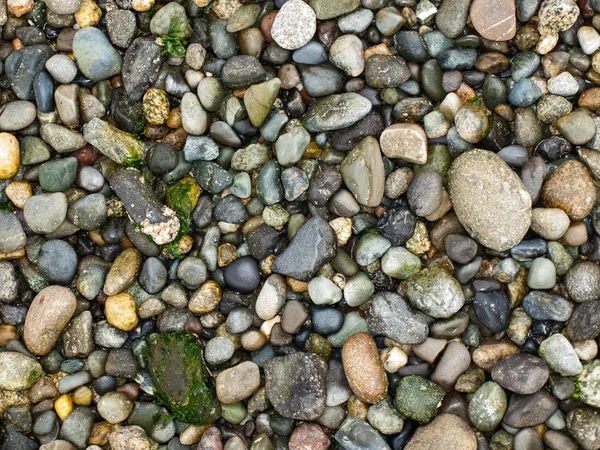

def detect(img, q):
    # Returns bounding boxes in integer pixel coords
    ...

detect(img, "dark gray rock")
[366,292,429,344]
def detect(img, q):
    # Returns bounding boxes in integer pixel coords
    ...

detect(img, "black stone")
[534,136,572,161]
[221,55,266,89]
[213,195,247,224]
[473,290,510,333]
[5,44,54,100]
[223,256,260,294]
[330,111,385,152]
[246,224,279,260]
[377,205,417,246]
[122,37,164,101]
[566,301,600,341]
[33,71,55,113]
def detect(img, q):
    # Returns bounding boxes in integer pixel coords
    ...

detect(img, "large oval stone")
[24,285,77,356]
[340,136,385,207]
[448,149,532,251]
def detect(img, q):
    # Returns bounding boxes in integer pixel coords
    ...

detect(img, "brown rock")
[342,332,388,404]
[470,0,516,41]
[472,339,519,371]
[0,132,20,180]
[579,88,600,111]
[288,423,331,450]
[541,160,597,220]
[405,414,477,450]
[24,286,77,356]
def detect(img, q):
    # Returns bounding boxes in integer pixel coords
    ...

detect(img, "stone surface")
[448,149,532,251]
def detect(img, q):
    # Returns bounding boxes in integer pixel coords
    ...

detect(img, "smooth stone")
[539,334,583,376]
[395,375,446,423]
[504,389,559,428]
[522,291,573,321]
[303,93,372,132]
[435,0,471,38]
[340,136,385,207]
[491,353,549,395]
[405,414,477,450]
[448,149,532,251]
[527,257,556,289]
[334,417,391,450]
[542,160,596,220]
[342,332,388,404]
[37,240,78,285]
[223,256,260,294]
[216,361,260,404]
[5,45,54,100]
[0,209,26,252]
[379,123,427,164]
[73,27,122,81]
[468,382,507,432]
[272,216,337,281]
[24,193,68,235]
[24,286,77,356]
[565,262,600,303]
[38,157,78,192]
[470,0,516,41]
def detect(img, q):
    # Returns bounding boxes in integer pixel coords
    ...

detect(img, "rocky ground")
[0,0,600,449]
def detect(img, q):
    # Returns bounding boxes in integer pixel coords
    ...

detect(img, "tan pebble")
[72,386,93,405]
[105,293,138,331]
[5,181,32,209]
[0,133,20,180]
[55,394,73,421]
[132,0,154,12]
[189,280,222,314]
[7,0,34,17]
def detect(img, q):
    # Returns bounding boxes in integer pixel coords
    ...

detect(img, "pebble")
[470,0,516,41]
[542,160,596,220]
[491,353,549,394]
[271,0,316,50]
[395,375,445,423]
[539,333,583,376]
[0,351,43,390]
[216,361,260,404]
[24,286,76,356]
[379,123,427,164]
[73,27,122,81]
[0,132,20,179]
[340,136,385,207]
[342,332,388,404]
[448,149,532,251]
[303,93,372,132]
[468,381,507,432]
[404,267,465,318]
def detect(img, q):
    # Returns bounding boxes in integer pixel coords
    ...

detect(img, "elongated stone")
[83,118,145,164]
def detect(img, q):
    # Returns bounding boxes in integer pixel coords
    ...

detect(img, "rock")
[503,389,559,428]
[289,423,330,450]
[531,208,570,240]
[435,0,471,38]
[244,78,281,127]
[565,262,600,303]
[5,45,54,100]
[272,216,337,281]
[150,1,192,38]
[98,392,133,424]
[83,118,145,164]
[330,34,365,77]
[0,352,43,390]
[522,290,572,321]
[340,136,385,207]
[542,160,596,220]
[39,124,86,154]
[309,0,360,20]
[342,332,388,404]
[109,426,154,450]
[430,342,471,392]
[366,292,429,344]
[264,352,328,420]
[405,414,477,450]
[470,0,516,41]
[122,37,164,101]
[73,27,122,81]
[223,256,260,294]
[448,149,532,251]
[46,0,81,14]
[395,375,446,423]
[303,93,372,132]
[221,55,266,89]
[38,157,78,193]
[538,0,580,35]
[105,293,138,331]
[539,333,583,376]
[216,361,260,404]
[37,240,78,285]
[571,360,600,408]
[334,417,391,450]
[404,267,465,318]
[379,123,427,164]
[468,382,507,432]
[181,93,208,135]
[146,332,221,425]
[408,171,443,217]
[0,210,26,252]
[271,0,316,50]
[110,170,179,245]
[0,132,20,180]
[473,290,510,333]
[365,55,410,88]
[103,247,142,296]
[24,286,77,356]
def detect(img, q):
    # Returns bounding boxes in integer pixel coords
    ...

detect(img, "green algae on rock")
[146,331,221,425]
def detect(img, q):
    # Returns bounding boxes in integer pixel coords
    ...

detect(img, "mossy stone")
[146,331,221,425]
[395,375,445,423]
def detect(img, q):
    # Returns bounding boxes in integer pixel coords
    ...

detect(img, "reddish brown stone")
[72,144,98,165]
[470,0,516,41]
[288,423,330,450]
[342,332,388,404]
[260,10,277,43]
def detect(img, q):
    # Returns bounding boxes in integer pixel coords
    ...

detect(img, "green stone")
[577,360,600,408]
[231,144,271,172]
[146,331,221,425]
[222,402,247,425]
[468,381,507,432]
[381,247,421,280]
[309,0,360,19]
[394,375,445,423]
[38,157,78,192]
[327,311,368,348]
[83,118,145,164]
[413,144,453,185]
[244,78,281,127]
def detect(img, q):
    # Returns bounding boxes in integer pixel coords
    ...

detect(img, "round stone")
[271,0,317,50]
[37,239,78,285]
[105,293,138,332]
[564,262,600,303]
[0,132,20,179]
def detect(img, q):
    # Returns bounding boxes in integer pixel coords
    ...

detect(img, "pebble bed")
[1,0,600,449]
